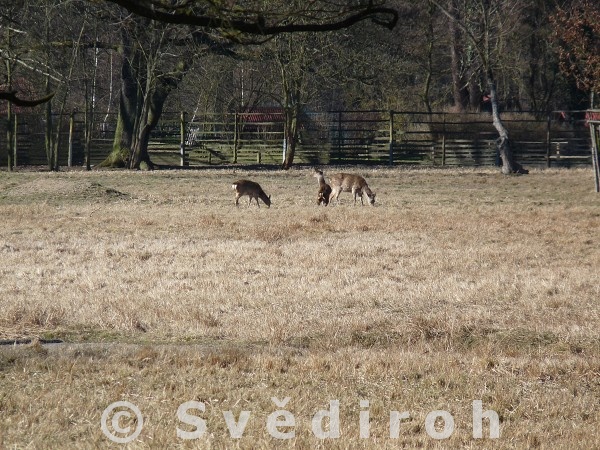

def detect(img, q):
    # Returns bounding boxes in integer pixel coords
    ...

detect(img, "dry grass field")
[0,166,599,449]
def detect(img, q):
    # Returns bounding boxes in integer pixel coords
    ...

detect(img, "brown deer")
[328,173,376,206]
[232,180,271,207]
[313,168,332,206]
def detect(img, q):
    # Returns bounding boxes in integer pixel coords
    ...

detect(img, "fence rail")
[0,110,593,168]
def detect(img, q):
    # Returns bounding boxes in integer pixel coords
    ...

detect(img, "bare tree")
[270,33,321,169]
[432,0,528,174]
[94,0,399,169]
[98,15,236,169]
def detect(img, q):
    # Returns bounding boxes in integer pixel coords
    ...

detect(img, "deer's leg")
[329,188,340,204]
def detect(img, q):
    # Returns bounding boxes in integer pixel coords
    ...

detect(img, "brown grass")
[0,166,599,448]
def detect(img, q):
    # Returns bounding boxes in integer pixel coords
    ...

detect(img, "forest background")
[1,0,599,171]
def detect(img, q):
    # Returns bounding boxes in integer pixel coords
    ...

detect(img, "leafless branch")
[101,0,398,34]
[0,91,55,107]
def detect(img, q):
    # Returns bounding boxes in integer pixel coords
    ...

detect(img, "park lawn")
[0,166,599,448]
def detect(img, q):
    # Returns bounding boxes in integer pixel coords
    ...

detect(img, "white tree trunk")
[487,72,528,174]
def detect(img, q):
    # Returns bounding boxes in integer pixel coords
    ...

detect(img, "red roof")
[239,107,284,123]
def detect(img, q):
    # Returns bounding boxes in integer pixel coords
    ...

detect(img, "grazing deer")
[328,172,376,206]
[232,179,271,207]
[313,168,332,206]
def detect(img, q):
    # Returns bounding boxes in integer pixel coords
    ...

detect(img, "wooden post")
[441,113,446,166]
[83,81,89,169]
[388,110,394,165]
[6,102,12,171]
[68,112,74,167]
[546,113,552,168]
[6,28,13,171]
[45,89,53,171]
[589,120,600,193]
[180,111,187,166]
[83,77,94,171]
[85,110,92,171]
[233,112,238,163]
[12,113,17,168]
[337,111,343,162]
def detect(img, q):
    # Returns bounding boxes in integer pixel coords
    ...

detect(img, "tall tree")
[1,0,116,170]
[268,33,328,169]
[432,0,528,174]
[445,0,483,111]
[100,17,189,169]
[95,0,399,169]
[276,34,306,170]
[1,0,56,169]
[99,17,236,168]
[551,0,600,105]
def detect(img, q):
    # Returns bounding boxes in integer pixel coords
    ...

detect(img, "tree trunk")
[45,76,54,171]
[128,94,157,170]
[449,0,468,111]
[128,124,154,169]
[97,106,132,168]
[487,71,528,174]
[422,2,435,114]
[128,61,188,169]
[5,31,13,171]
[282,105,299,170]
[468,75,482,111]
[281,83,301,170]
[98,30,139,168]
[99,27,187,169]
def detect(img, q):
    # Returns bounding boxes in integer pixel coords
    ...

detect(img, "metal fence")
[0,110,593,168]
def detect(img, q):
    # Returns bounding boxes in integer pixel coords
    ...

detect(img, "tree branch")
[101,0,398,34]
[0,91,55,107]
[429,0,487,68]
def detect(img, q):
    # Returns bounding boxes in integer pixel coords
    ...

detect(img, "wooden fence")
[0,110,593,168]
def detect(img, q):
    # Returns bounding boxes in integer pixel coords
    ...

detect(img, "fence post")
[180,111,187,166]
[441,113,446,166]
[337,111,343,162]
[388,110,394,165]
[233,112,239,163]
[68,112,74,167]
[85,112,92,171]
[5,95,12,171]
[589,120,600,193]
[546,113,551,168]
[13,113,18,168]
